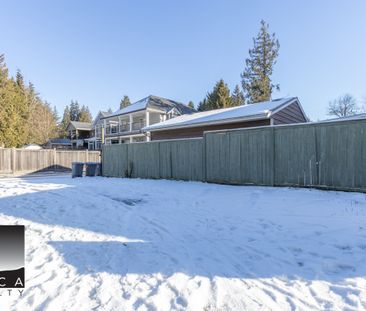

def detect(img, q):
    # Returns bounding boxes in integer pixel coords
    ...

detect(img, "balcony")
[105,120,146,136]
[131,121,146,131]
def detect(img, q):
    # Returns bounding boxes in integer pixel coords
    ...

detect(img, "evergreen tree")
[0,54,57,146]
[60,106,71,137]
[231,85,245,106]
[188,101,195,109]
[206,79,232,110]
[197,98,208,112]
[16,70,25,90]
[241,20,280,103]
[52,106,59,123]
[78,105,93,123]
[120,95,131,109]
[69,100,80,121]
[0,58,28,147]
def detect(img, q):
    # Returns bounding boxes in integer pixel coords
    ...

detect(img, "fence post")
[11,148,16,174]
[203,133,207,182]
[53,148,57,172]
[85,149,89,162]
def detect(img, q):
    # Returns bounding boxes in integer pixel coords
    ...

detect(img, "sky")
[1,0,366,121]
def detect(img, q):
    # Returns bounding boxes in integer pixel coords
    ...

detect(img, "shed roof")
[143,97,302,131]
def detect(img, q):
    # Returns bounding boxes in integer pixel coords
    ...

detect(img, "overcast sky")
[2,0,365,121]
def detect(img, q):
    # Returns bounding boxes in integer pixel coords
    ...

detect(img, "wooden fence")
[102,118,366,192]
[0,148,100,174]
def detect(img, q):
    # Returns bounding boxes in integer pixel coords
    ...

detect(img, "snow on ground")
[0,176,366,311]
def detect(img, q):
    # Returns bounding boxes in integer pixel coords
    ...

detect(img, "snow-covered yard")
[0,176,366,311]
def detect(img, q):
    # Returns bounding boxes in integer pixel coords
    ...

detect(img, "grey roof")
[69,121,92,130]
[100,111,112,118]
[143,97,301,131]
[104,95,194,118]
[48,138,72,145]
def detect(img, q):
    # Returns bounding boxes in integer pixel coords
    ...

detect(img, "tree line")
[0,54,95,147]
[0,54,59,147]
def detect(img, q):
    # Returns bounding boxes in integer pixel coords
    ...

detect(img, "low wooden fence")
[102,118,366,192]
[0,148,100,174]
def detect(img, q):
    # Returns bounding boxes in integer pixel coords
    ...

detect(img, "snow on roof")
[105,95,194,118]
[144,97,297,131]
[69,121,92,130]
[110,97,150,117]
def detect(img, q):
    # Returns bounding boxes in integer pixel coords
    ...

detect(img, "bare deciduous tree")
[327,94,360,117]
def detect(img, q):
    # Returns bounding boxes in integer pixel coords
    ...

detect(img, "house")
[143,97,308,140]
[44,138,72,149]
[101,95,194,144]
[85,111,112,150]
[66,121,92,149]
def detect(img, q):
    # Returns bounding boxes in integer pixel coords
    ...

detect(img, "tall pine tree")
[241,20,280,103]
[60,106,71,137]
[69,100,80,121]
[231,85,245,106]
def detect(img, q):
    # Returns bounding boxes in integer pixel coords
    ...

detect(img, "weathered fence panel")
[102,118,366,192]
[128,143,160,179]
[274,125,317,186]
[102,139,204,181]
[101,144,127,177]
[316,120,366,190]
[205,129,274,185]
[0,148,12,173]
[238,128,274,185]
[0,148,100,174]
[169,139,204,181]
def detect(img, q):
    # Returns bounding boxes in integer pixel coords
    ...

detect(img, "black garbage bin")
[72,162,84,178]
[85,162,100,176]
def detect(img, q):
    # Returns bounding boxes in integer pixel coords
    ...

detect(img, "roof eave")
[143,113,268,132]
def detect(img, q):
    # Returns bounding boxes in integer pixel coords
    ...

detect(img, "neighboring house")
[85,111,112,150]
[66,121,92,149]
[21,144,43,150]
[44,138,72,149]
[143,97,308,140]
[101,95,194,144]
